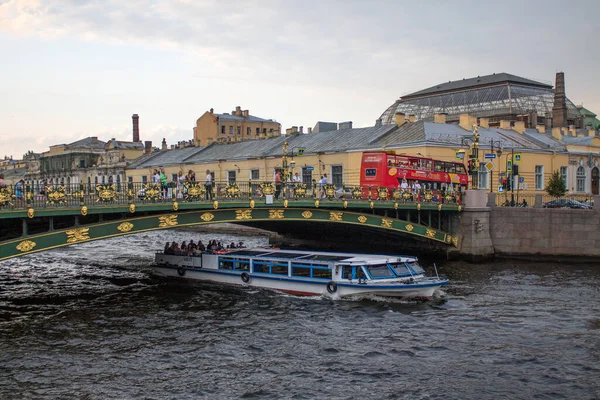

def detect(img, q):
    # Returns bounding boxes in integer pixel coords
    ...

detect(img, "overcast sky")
[1,0,598,158]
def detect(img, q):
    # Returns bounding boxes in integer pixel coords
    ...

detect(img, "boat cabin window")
[219,258,250,271]
[406,261,425,274]
[342,265,366,280]
[365,264,395,279]
[391,262,410,276]
[291,263,332,279]
[252,260,288,275]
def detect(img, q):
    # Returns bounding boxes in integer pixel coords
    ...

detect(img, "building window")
[229,126,233,134]
[247,127,251,135]
[576,166,586,192]
[256,128,260,135]
[228,171,236,183]
[478,164,488,190]
[128,176,133,183]
[237,126,241,135]
[221,125,225,134]
[331,165,343,188]
[302,167,313,189]
[560,166,568,190]
[535,165,544,190]
[251,169,260,180]
[79,159,86,168]
[172,174,177,182]
[142,176,147,184]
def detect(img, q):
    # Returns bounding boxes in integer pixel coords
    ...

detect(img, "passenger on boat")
[238,241,245,248]
[164,242,171,254]
[198,241,206,251]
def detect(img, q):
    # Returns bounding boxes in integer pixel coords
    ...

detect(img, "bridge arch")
[0,208,458,262]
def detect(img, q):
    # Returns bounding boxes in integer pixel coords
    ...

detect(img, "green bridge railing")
[0,181,463,211]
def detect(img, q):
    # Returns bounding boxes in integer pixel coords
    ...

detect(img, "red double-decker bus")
[360,151,468,199]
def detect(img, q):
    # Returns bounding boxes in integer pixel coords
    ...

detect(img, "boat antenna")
[433,263,440,279]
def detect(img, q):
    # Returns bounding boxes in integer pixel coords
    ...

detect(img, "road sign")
[519,176,524,183]
[498,185,504,193]
[513,153,521,162]
[484,161,495,172]
[484,153,497,159]
[507,160,512,173]
[306,166,314,171]
[455,150,465,160]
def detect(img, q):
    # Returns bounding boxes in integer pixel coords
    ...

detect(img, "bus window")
[365,168,377,177]
[455,164,466,174]
[446,163,456,173]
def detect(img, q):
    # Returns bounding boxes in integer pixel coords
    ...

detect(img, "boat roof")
[222,248,416,264]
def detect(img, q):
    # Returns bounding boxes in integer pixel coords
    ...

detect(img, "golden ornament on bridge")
[158,215,178,228]
[235,209,252,220]
[358,215,367,223]
[80,206,88,216]
[27,208,34,218]
[269,210,284,219]
[16,240,36,252]
[117,222,134,233]
[329,212,343,222]
[381,218,393,229]
[200,212,214,222]
[129,204,136,214]
[66,227,90,243]
[302,210,313,219]
[172,201,178,211]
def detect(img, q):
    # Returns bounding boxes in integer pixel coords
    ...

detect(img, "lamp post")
[489,140,503,193]
[460,127,480,189]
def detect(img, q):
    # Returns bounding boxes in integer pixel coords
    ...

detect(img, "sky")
[1,0,599,158]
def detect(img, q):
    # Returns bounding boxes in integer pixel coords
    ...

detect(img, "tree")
[545,170,567,198]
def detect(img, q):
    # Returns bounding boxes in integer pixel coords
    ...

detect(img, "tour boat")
[153,248,448,299]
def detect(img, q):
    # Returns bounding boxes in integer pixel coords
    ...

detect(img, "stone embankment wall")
[489,207,600,258]
[458,191,600,261]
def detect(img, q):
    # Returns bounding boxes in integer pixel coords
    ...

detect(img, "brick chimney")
[242,110,249,118]
[479,118,489,129]
[513,121,526,134]
[499,120,512,129]
[394,112,406,127]
[132,114,140,142]
[235,106,242,116]
[161,138,167,151]
[552,72,567,128]
[459,114,477,131]
[144,140,152,154]
[433,113,447,124]
[536,125,546,134]
[307,127,312,134]
[408,115,416,123]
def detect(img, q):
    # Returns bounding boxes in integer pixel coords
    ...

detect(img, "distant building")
[578,106,600,130]
[380,72,583,129]
[194,106,281,146]
[312,121,338,133]
[25,116,146,190]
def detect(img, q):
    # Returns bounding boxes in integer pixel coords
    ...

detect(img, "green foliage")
[545,170,567,198]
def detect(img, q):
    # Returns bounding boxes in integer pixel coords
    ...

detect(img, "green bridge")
[0,182,462,261]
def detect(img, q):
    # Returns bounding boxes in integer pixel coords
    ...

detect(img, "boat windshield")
[365,264,395,279]
[406,261,425,274]
[391,261,425,276]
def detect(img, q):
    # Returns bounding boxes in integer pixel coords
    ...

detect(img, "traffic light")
[505,177,512,191]
[502,179,507,190]
[467,159,474,175]
[512,165,519,175]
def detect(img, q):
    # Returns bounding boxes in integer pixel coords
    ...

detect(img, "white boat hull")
[152,260,447,299]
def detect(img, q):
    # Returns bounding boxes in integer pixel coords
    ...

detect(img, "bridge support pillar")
[74,216,80,226]
[456,190,494,262]
[48,217,54,232]
[21,218,28,237]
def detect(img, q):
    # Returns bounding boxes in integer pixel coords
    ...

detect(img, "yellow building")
[194,106,281,146]
[127,111,600,201]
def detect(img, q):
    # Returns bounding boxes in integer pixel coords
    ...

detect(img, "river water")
[0,230,599,400]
